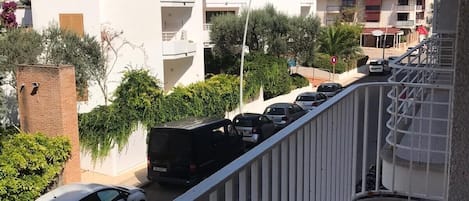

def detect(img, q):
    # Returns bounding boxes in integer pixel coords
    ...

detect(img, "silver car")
[36,183,147,201]
[263,103,307,129]
[294,92,328,110]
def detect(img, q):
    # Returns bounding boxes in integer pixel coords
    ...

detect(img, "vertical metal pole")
[239,0,252,114]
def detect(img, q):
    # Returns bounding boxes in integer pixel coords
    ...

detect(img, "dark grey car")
[263,103,307,130]
[317,82,344,97]
[233,113,276,147]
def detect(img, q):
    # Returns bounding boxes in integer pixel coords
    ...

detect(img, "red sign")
[330,56,338,64]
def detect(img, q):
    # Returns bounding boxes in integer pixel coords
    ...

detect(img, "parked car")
[233,113,276,147]
[36,183,147,201]
[263,103,307,129]
[294,92,328,110]
[317,82,344,97]
[147,117,244,186]
[368,59,385,74]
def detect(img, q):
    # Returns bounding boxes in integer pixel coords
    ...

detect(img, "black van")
[147,117,244,186]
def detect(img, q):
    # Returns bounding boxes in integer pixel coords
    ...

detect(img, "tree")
[209,5,320,72]
[318,23,363,60]
[287,15,321,66]
[40,25,104,98]
[0,28,43,86]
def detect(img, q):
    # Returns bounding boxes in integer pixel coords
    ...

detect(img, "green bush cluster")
[0,133,71,200]
[312,53,347,74]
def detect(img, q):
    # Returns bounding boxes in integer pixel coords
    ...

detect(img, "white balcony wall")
[14,7,32,27]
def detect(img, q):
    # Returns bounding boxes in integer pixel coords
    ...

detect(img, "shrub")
[0,133,71,200]
[244,54,291,100]
[290,73,310,89]
[312,53,347,74]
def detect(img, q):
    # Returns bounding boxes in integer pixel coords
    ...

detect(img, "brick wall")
[16,64,81,184]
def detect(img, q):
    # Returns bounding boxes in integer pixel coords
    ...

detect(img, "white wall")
[31,0,101,36]
[80,124,147,176]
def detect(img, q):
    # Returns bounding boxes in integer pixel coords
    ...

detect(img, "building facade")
[31,0,205,113]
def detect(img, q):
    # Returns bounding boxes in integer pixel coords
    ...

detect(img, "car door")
[318,93,327,104]
[291,104,306,121]
[259,115,276,139]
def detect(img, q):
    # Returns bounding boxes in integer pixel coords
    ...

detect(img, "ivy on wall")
[0,133,71,200]
[79,56,309,161]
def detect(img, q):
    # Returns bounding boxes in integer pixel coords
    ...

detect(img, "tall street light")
[239,0,252,114]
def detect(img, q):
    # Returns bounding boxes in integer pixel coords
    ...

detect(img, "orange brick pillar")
[16,64,81,184]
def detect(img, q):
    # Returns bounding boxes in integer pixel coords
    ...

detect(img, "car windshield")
[234,118,254,127]
[318,85,337,92]
[296,95,316,101]
[264,107,285,115]
[370,61,381,65]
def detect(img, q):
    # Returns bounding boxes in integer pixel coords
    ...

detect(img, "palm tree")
[318,24,363,60]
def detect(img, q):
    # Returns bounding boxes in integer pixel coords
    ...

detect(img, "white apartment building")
[30,0,205,114]
[316,0,433,48]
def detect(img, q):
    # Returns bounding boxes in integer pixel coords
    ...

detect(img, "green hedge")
[0,133,71,201]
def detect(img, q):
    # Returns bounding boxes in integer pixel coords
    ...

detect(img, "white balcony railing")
[162,30,196,59]
[175,35,453,201]
[396,20,415,27]
[326,5,341,13]
[160,0,195,7]
[396,4,416,11]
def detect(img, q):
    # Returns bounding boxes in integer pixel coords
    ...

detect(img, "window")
[397,13,409,21]
[96,189,120,201]
[398,0,409,5]
[365,5,381,10]
[416,12,425,20]
[59,13,84,37]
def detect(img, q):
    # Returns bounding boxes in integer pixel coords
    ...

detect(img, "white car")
[368,59,385,74]
[36,183,147,201]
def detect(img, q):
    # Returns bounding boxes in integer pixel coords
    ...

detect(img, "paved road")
[350,72,392,190]
[143,73,392,200]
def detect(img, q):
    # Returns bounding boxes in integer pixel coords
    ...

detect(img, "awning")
[417,26,429,35]
[362,27,401,35]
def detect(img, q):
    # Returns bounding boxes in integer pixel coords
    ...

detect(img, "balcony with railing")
[326,5,342,13]
[160,0,195,7]
[203,23,214,48]
[396,4,416,11]
[175,34,454,201]
[162,30,196,60]
[395,20,415,28]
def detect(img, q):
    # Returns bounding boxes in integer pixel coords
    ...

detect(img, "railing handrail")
[175,81,449,200]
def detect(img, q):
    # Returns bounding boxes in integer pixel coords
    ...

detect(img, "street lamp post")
[239,0,252,114]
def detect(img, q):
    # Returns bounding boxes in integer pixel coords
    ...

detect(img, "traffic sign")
[330,56,338,64]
